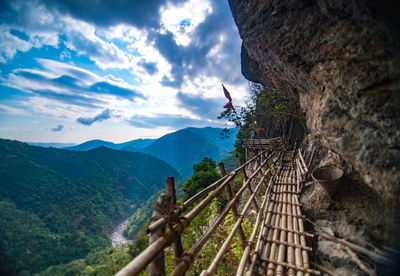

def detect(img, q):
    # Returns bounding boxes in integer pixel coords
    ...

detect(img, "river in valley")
[110,217,131,247]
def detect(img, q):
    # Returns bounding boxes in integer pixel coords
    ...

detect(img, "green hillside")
[185,126,238,150]
[0,139,179,275]
[140,129,231,177]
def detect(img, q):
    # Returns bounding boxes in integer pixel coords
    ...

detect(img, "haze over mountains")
[62,139,155,152]
[28,142,78,148]
[137,128,236,177]
[62,127,238,177]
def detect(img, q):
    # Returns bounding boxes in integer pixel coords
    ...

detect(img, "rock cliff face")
[229,0,399,209]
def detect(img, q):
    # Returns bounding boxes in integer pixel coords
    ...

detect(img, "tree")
[218,82,305,161]
[182,158,220,201]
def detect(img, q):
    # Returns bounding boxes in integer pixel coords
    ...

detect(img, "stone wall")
[228,0,399,207]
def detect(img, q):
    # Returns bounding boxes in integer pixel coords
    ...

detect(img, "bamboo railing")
[116,138,318,276]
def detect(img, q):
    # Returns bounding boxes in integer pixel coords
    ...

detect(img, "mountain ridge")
[62,138,155,151]
[129,127,238,177]
[60,127,238,177]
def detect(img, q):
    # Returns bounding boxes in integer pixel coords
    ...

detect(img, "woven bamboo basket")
[312,166,343,197]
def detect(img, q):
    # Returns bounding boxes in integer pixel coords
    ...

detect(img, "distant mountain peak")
[59,126,238,177]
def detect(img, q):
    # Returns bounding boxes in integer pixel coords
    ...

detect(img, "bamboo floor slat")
[251,150,319,276]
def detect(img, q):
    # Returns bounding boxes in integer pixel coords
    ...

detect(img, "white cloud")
[37,58,100,84]
[160,0,212,46]
[0,0,61,62]
[0,0,249,141]
[1,59,148,122]
[29,31,59,48]
[0,27,32,62]
[0,104,30,115]
[62,16,132,70]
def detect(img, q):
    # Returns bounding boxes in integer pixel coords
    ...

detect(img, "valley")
[110,217,130,247]
[0,139,180,275]
[0,126,237,275]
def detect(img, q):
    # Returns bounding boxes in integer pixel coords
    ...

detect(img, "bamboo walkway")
[247,150,319,276]
[116,138,319,276]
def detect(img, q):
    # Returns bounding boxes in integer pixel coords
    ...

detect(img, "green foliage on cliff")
[39,246,132,276]
[0,139,179,275]
[124,157,220,240]
[219,83,305,160]
[182,157,220,201]
[38,229,150,276]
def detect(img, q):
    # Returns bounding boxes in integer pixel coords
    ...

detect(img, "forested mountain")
[60,127,237,178]
[137,128,236,177]
[27,142,77,148]
[185,127,238,150]
[0,139,179,275]
[62,138,155,151]
[119,138,155,151]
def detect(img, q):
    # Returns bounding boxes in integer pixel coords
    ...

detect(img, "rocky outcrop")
[229,0,399,209]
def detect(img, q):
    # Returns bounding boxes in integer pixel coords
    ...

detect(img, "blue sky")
[0,0,248,143]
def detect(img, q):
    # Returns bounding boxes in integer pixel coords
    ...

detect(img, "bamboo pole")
[294,168,309,276]
[148,194,170,276]
[270,198,302,207]
[116,236,168,276]
[261,224,313,238]
[296,161,302,193]
[235,170,277,276]
[219,162,247,250]
[287,168,296,276]
[148,151,272,236]
[202,162,273,275]
[276,180,288,275]
[165,177,184,263]
[203,158,279,275]
[238,157,260,212]
[307,149,315,168]
[263,183,280,262]
[147,174,228,235]
[262,237,312,251]
[310,262,338,276]
[258,178,279,275]
[119,174,236,276]
[343,245,377,276]
[276,164,291,275]
[266,170,285,275]
[292,165,303,276]
[249,180,277,275]
[249,158,284,275]
[171,156,275,276]
[298,149,308,173]
[260,257,320,275]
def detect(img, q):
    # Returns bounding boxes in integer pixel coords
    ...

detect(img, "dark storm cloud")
[128,114,207,129]
[153,31,184,88]
[150,0,244,89]
[51,124,64,131]
[153,31,184,66]
[76,109,111,125]
[41,0,186,29]
[176,92,222,119]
